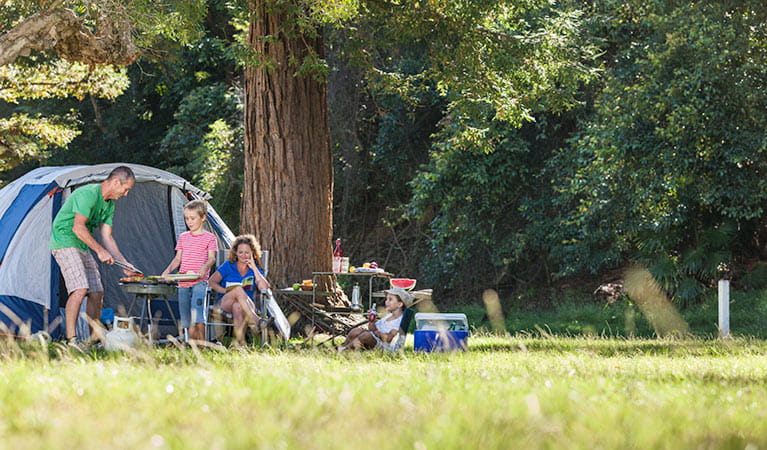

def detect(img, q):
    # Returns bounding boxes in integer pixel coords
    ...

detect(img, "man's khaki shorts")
[52,247,103,294]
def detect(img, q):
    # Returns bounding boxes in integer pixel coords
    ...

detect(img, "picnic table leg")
[138,295,148,337]
[145,296,153,342]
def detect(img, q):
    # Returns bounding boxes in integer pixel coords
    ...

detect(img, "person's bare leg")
[344,328,377,350]
[85,291,104,339]
[219,287,246,316]
[357,331,377,349]
[344,328,363,345]
[220,288,252,344]
[238,295,260,324]
[191,322,205,341]
[65,288,88,339]
[232,302,246,344]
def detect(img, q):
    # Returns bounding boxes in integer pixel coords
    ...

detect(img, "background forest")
[3,1,767,308]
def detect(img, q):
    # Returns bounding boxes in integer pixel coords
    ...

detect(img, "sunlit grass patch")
[1,335,767,448]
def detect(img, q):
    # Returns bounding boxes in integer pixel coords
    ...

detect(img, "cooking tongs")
[113,260,143,275]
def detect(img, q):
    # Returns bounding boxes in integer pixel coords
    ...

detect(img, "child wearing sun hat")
[339,287,414,351]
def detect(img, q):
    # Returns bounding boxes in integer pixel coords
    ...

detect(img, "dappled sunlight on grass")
[2,335,767,448]
[2,297,767,449]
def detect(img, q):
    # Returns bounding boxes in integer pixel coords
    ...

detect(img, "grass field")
[2,334,767,449]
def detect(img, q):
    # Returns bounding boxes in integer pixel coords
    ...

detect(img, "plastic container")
[414,330,469,352]
[104,316,138,351]
[413,313,469,352]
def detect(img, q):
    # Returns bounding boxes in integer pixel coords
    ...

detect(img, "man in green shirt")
[51,166,140,343]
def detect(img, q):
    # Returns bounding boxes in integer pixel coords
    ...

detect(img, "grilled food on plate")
[119,276,145,283]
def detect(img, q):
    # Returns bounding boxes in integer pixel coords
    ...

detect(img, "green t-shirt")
[50,183,115,251]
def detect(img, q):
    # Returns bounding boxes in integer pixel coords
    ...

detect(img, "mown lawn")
[2,335,767,449]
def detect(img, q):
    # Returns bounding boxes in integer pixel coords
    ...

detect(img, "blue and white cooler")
[413,313,469,352]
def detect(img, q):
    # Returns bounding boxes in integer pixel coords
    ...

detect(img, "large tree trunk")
[242,2,333,288]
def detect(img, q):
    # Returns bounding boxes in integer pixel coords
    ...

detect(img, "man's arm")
[73,213,113,264]
[99,223,137,275]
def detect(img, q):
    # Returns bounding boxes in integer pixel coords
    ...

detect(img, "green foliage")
[3,4,247,224]
[160,83,239,172]
[264,0,359,33]
[1,0,207,53]
[157,77,243,228]
[409,114,539,290]
[0,0,53,29]
[122,0,208,46]
[330,0,599,292]
[147,16,247,226]
[385,0,767,304]
[169,111,244,229]
[0,59,129,181]
[538,1,767,301]
[741,262,767,291]
[0,60,128,102]
[356,0,600,127]
[0,112,80,172]
[0,0,207,180]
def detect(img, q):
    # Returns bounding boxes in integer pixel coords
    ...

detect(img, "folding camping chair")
[204,250,271,344]
[384,306,415,351]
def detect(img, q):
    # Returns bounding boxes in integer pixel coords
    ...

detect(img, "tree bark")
[242,2,333,289]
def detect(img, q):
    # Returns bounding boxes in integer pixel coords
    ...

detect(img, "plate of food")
[160,273,200,282]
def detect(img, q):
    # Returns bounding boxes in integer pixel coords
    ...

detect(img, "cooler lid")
[414,313,468,331]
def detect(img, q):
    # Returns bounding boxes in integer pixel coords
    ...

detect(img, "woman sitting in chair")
[339,287,414,351]
[208,234,271,345]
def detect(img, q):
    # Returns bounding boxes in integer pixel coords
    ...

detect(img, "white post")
[718,279,730,338]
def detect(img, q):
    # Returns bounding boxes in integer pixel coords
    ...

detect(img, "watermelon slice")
[390,278,417,291]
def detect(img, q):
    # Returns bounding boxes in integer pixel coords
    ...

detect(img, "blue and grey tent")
[0,163,236,339]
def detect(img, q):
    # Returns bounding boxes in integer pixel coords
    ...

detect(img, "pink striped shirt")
[176,231,218,287]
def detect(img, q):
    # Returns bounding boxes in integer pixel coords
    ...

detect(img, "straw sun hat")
[383,287,415,308]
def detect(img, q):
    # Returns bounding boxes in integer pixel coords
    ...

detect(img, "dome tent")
[0,163,235,339]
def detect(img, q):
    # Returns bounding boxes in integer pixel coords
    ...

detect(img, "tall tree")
[242,1,333,287]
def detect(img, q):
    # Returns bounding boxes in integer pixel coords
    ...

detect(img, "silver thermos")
[351,283,362,310]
